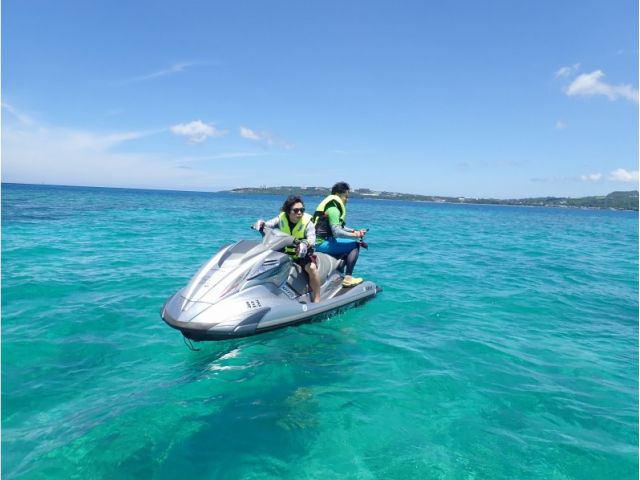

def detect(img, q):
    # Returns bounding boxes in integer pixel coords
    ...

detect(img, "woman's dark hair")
[331,181,351,195]
[281,195,304,213]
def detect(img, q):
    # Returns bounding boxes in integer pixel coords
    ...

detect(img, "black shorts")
[294,253,317,267]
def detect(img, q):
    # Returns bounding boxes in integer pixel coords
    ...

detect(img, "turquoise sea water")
[2,183,638,479]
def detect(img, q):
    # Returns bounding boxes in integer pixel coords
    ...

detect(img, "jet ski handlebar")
[250,224,298,251]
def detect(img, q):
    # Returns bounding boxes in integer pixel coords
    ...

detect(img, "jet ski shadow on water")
[161,228,381,342]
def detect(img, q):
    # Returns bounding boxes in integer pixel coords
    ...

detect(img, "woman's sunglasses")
[291,208,305,214]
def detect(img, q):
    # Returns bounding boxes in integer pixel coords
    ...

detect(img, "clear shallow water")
[2,183,638,479]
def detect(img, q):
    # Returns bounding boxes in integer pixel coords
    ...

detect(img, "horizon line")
[1,181,636,202]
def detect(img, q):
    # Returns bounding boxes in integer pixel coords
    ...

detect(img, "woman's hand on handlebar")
[251,220,266,231]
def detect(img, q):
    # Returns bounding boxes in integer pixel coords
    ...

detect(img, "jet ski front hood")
[179,231,295,307]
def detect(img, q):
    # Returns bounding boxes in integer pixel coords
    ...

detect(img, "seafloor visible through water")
[2,183,638,479]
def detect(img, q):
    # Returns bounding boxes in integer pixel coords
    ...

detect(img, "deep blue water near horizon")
[2,183,638,479]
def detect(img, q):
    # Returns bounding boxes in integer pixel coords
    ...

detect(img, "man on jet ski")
[312,181,368,288]
[254,195,322,303]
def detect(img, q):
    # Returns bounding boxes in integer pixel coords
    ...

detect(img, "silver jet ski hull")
[160,232,381,341]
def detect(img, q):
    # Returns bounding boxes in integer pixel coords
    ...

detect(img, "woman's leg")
[305,262,321,303]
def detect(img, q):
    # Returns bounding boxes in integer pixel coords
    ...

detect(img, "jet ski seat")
[316,252,343,281]
[286,253,344,295]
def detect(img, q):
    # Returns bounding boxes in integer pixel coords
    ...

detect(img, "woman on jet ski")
[254,196,322,303]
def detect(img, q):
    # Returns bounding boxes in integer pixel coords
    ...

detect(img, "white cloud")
[171,120,227,143]
[239,126,264,141]
[555,63,581,78]
[566,70,639,103]
[555,120,567,130]
[2,116,236,191]
[116,61,213,85]
[609,168,639,182]
[175,151,271,163]
[2,102,35,125]
[578,169,639,183]
[580,173,602,182]
[239,126,294,149]
[332,149,370,155]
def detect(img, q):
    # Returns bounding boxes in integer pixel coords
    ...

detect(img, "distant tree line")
[228,187,639,211]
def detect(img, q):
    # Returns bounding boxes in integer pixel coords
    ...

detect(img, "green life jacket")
[312,194,346,241]
[278,212,312,257]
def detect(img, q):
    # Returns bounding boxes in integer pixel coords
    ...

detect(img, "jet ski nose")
[161,293,271,341]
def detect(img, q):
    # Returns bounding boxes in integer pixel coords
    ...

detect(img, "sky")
[2,0,638,198]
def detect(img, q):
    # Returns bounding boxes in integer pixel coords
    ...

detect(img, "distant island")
[227,186,639,211]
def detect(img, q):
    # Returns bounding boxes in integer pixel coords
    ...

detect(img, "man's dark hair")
[281,195,304,213]
[331,182,351,195]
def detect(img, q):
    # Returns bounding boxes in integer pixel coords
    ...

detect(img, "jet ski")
[160,228,381,341]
